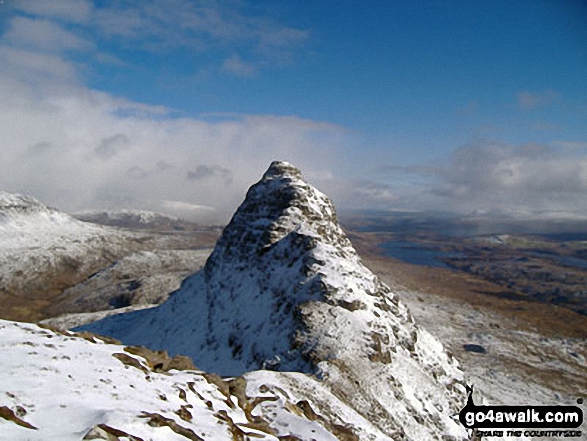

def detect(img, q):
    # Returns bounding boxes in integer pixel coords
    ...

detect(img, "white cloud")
[0,75,345,221]
[221,54,257,77]
[0,2,336,223]
[163,199,215,213]
[0,46,79,87]
[162,200,218,223]
[256,26,309,65]
[13,0,93,24]
[0,2,337,223]
[187,165,233,186]
[91,0,309,62]
[4,16,93,52]
[93,52,131,67]
[554,141,587,150]
[379,142,587,216]
[342,181,399,207]
[94,134,131,160]
[517,90,559,109]
[4,0,310,84]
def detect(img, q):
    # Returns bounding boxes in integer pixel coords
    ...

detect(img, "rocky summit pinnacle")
[263,160,302,178]
[80,161,469,440]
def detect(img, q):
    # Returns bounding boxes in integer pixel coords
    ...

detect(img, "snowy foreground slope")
[81,162,469,440]
[0,319,396,440]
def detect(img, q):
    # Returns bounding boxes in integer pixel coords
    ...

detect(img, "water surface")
[380,241,464,269]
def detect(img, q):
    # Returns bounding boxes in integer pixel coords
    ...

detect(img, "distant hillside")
[74,209,201,230]
[0,191,142,321]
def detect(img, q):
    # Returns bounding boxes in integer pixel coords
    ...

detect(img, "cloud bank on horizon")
[0,0,586,221]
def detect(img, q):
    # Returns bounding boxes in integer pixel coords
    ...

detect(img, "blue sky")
[0,0,586,220]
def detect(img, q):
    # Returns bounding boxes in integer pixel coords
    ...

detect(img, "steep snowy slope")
[0,191,138,321]
[0,319,396,440]
[80,162,469,439]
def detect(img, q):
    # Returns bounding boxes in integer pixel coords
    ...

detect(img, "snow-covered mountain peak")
[262,160,302,179]
[0,190,49,214]
[81,161,469,439]
[207,159,341,266]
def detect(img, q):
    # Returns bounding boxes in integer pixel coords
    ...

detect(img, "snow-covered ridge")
[0,191,46,211]
[74,209,181,228]
[0,190,111,250]
[80,161,469,439]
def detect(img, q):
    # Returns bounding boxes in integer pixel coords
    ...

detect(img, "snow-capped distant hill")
[0,191,140,321]
[0,191,107,249]
[81,162,469,439]
[74,209,198,230]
